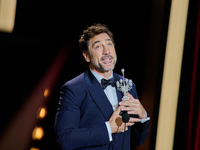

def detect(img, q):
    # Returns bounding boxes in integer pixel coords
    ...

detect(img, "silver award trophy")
[116,69,132,100]
[116,69,133,122]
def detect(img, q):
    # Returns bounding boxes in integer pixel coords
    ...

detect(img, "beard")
[90,55,117,72]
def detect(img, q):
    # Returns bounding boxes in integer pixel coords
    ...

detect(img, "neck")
[89,66,113,79]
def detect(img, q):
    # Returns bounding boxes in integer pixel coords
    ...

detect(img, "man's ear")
[82,51,91,62]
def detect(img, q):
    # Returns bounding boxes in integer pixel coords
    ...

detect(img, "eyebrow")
[92,39,112,48]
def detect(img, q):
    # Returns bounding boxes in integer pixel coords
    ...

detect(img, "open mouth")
[101,56,113,64]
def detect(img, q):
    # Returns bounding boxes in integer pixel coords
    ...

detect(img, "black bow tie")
[101,77,116,90]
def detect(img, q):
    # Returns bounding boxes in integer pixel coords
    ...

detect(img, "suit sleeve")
[130,83,150,146]
[131,118,150,146]
[54,85,110,150]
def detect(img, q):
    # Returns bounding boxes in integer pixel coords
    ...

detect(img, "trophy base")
[122,96,129,101]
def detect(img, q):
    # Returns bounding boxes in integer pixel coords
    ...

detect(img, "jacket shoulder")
[61,72,87,97]
[60,73,87,107]
[63,73,85,87]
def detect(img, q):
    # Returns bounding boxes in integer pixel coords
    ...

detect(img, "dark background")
[0,0,199,150]
[0,1,154,149]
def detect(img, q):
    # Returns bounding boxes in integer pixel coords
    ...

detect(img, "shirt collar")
[89,68,113,83]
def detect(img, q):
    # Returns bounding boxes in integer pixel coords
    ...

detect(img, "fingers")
[126,92,134,99]
[126,117,141,126]
[129,117,141,123]
[111,106,122,118]
[116,105,122,113]
[119,93,139,107]
[109,106,127,133]
[124,117,141,129]
[109,106,121,124]
[119,93,147,119]
[119,99,140,110]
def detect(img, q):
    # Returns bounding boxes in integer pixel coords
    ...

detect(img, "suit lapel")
[84,70,114,121]
[84,70,125,142]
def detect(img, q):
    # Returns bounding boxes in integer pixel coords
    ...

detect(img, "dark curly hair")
[79,23,115,67]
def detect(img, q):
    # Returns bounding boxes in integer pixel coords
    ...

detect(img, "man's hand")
[119,93,147,123]
[109,93,147,133]
[109,106,128,133]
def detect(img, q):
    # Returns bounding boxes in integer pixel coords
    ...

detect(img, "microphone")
[121,111,130,150]
[122,112,130,123]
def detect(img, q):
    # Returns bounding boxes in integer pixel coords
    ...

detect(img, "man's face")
[83,33,117,73]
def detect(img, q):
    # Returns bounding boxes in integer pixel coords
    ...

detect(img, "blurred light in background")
[37,107,47,119]
[32,126,45,140]
[43,88,50,98]
[30,147,40,150]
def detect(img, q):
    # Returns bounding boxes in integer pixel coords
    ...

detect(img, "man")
[54,24,150,150]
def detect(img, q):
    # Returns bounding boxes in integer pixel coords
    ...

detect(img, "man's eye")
[95,45,101,49]
[108,43,113,46]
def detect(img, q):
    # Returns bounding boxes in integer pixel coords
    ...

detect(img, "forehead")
[89,33,111,45]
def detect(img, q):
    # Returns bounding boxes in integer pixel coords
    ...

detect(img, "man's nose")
[102,45,110,54]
